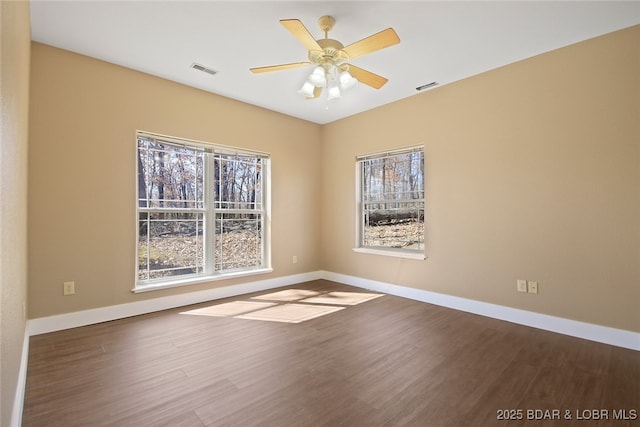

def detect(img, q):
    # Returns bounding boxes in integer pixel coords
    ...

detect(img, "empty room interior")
[2,1,640,426]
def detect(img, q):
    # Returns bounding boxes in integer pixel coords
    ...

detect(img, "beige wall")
[1,1,31,425]
[28,42,322,318]
[28,25,639,334]
[321,25,640,332]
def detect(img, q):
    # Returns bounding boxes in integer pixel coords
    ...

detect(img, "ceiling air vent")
[416,82,439,91]
[191,63,218,75]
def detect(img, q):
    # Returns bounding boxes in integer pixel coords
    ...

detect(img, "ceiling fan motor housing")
[309,38,349,66]
[309,15,350,69]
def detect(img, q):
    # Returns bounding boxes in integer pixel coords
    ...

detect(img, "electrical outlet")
[63,281,75,296]
[527,281,538,294]
[292,255,298,264]
[517,280,528,293]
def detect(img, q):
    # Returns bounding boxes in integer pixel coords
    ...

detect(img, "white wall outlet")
[63,281,75,295]
[517,280,528,293]
[527,281,538,294]
[292,255,298,264]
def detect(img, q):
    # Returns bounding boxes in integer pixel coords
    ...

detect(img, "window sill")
[132,267,274,293]
[353,247,426,260]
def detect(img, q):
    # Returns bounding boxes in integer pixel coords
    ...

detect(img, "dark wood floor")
[23,280,639,426]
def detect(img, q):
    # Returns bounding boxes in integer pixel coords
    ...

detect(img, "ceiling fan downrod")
[318,15,335,39]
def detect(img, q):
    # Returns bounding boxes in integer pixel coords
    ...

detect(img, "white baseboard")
[17,269,639,427]
[28,269,639,351]
[321,270,640,351]
[11,324,30,427]
[29,271,322,336]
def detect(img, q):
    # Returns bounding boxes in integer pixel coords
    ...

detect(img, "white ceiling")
[30,1,640,125]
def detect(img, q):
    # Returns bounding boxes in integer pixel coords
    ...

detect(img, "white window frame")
[135,131,271,292]
[354,145,426,260]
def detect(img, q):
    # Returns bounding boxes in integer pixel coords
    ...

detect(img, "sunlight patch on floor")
[181,301,277,317]
[180,289,385,323]
[300,291,383,306]
[236,303,345,323]
[250,289,321,302]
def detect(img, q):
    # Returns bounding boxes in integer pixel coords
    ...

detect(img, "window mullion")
[356,161,365,249]
[260,160,266,268]
[204,152,216,275]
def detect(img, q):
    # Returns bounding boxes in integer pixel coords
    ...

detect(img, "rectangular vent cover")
[191,63,218,75]
[416,82,439,91]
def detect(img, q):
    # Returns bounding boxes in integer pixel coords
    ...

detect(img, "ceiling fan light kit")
[308,66,327,86]
[327,80,341,100]
[297,81,316,97]
[250,15,400,102]
[339,70,358,90]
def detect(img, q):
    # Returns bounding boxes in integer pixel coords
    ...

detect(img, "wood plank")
[23,280,640,426]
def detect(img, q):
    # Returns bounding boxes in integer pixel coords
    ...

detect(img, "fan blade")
[342,28,400,60]
[307,86,323,100]
[250,62,310,74]
[346,65,388,89]
[280,19,322,52]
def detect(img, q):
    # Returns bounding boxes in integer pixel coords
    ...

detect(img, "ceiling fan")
[250,16,400,100]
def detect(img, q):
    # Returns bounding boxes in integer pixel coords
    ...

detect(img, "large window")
[136,132,270,290]
[355,146,425,259]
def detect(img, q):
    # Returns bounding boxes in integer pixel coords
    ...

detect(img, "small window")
[136,132,270,290]
[355,146,425,259]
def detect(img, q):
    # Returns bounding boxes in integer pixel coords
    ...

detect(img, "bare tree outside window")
[137,135,268,286]
[213,154,263,272]
[358,148,425,253]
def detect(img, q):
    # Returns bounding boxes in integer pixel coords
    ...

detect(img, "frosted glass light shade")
[339,71,357,90]
[298,81,315,97]
[308,66,326,87]
[327,81,341,100]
